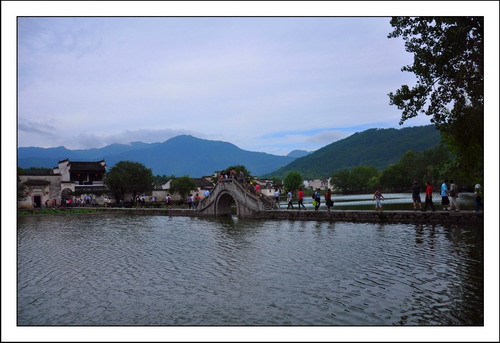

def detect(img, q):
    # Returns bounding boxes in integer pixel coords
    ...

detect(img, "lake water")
[17,214,483,326]
[286,192,476,209]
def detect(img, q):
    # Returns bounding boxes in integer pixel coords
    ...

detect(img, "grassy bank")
[18,208,102,215]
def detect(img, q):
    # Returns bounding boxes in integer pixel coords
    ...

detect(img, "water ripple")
[17,215,483,325]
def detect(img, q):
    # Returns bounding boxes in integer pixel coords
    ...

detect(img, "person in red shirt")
[423,181,436,212]
[297,188,306,210]
[255,183,261,196]
[325,188,334,211]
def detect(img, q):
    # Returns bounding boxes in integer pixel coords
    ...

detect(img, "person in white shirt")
[286,190,294,210]
[274,189,280,207]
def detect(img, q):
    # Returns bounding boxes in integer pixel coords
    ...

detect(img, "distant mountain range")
[286,150,311,158]
[18,125,442,178]
[262,125,442,179]
[18,135,297,177]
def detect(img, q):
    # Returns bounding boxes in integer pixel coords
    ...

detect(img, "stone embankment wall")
[250,209,483,225]
[30,208,483,225]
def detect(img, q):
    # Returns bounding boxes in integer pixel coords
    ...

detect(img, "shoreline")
[17,207,484,225]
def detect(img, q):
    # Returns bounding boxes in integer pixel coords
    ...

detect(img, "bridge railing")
[197,179,243,211]
[197,178,277,212]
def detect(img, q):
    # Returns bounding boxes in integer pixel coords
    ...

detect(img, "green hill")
[262,125,442,179]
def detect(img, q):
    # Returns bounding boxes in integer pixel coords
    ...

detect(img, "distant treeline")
[329,145,479,193]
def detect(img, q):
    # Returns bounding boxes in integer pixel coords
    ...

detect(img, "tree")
[395,151,421,185]
[21,167,52,174]
[348,166,379,192]
[283,171,303,193]
[367,176,380,192]
[169,176,196,201]
[105,161,155,202]
[330,169,351,193]
[388,17,483,180]
[379,163,407,191]
[378,146,453,190]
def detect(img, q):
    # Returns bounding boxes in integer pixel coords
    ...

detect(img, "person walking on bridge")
[423,182,436,212]
[412,181,423,211]
[297,188,306,210]
[441,179,450,211]
[166,194,172,209]
[325,189,334,211]
[447,180,460,212]
[474,184,483,212]
[255,183,261,196]
[373,188,385,211]
[286,190,294,210]
[313,188,321,211]
[274,189,281,208]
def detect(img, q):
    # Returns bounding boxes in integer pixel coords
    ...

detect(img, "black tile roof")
[23,179,51,186]
[192,178,214,188]
[68,162,106,171]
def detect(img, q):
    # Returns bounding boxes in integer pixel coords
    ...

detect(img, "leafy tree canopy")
[169,176,197,201]
[283,171,304,193]
[331,145,453,193]
[105,161,155,201]
[331,166,380,193]
[18,167,52,174]
[379,145,451,190]
[388,17,483,180]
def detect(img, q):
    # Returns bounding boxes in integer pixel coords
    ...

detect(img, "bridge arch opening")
[215,192,239,217]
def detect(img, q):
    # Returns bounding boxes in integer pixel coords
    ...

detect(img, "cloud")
[306,130,352,145]
[18,119,58,137]
[16,17,430,155]
[17,115,204,149]
[72,128,204,149]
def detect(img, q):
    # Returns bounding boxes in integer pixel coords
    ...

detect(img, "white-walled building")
[18,173,62,209]
[18,159,109,209]
[53,159,108,203]
[303,179,330,190]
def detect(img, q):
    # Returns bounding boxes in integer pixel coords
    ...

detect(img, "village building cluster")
[18,159,332,209]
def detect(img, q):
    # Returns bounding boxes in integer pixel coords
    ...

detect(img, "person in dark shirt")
[314,188,321,211]
[412,181,423,211]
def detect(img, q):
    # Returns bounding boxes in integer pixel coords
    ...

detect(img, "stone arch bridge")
[197,179,277,217]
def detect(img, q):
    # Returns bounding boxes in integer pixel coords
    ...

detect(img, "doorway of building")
[33,195,42,208]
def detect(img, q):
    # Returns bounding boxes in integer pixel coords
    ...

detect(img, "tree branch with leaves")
[388,17,483,181]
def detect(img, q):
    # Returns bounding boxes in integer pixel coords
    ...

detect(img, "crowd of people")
[410,179,483,213]
[44,196,97,208]
[278,187,336,211]
[274,180,483,212]
[52,177,482,213]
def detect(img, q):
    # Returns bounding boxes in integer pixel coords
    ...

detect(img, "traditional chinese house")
[53,159,107,199]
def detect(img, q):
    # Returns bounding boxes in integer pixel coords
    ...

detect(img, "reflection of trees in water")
[409,223,483,325]
[445,225,484,325]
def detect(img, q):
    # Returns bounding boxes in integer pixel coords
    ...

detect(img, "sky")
[16,15,433,155]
